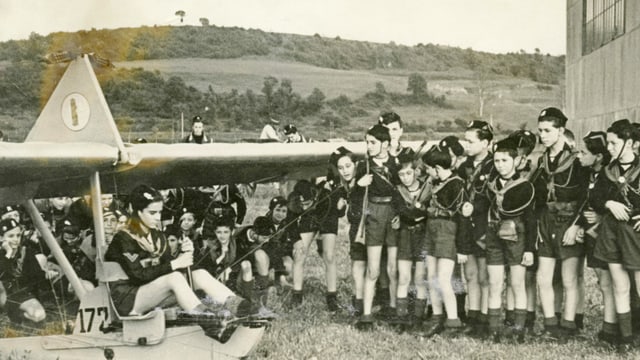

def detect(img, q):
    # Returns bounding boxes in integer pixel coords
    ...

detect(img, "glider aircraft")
[0,54,426,359]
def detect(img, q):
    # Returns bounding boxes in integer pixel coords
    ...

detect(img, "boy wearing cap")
[355,124,400,328]
[591,119,640,351]
[533,107,588,339]
[0,218,49,324]
[263,196,295,288]
[576,130,617,345]
[289,180,320,306]
[260,117,282,142]
[183,115,212,144]
[0,205,21,223]
[421,141,470,337]
[57,218,97,293]
[283,124,307,143]
[391,149,430,326]
[484,137,536,343]
[235,216,276,307]
[458,120,496,334]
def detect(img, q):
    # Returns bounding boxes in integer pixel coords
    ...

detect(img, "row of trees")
[0,26,564,84]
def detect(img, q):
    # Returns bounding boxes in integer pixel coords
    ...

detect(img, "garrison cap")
[397,148,416,165]
[508,129,537,155]
[493,137,520,154]
[62,218,80,236]
[378,111,402,126]
[439,136,465,157]
[466,120,494,134]
[583,131,607,150]
[283,124,297,135]
[269,196,288,211]
[293,180,316,202]
[253,216,274,236]
[538,107,568,127]
[0,205,18,217]
[329,146,353,167]
[0,218,20,235]
[192,115,203,123]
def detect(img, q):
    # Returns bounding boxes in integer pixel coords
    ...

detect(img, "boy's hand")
[606,200,630,221]
[583,210,600,224]
[357,174,373,187]
[562,224,580,246]
[391,216,400,230]
[457,253,468,264]
[337,198,347,210]
[521,252,534,266]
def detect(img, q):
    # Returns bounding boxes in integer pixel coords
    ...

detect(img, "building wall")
[566,0,640,139]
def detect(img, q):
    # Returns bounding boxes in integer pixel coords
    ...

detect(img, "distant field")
[115,57,562,135]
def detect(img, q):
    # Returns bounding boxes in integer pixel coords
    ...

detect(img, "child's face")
[2,227,22,250]
[50,197,69,211]
[365,135,387,158]
[383,121,403,143]
[167,235,179,254]
[101,194,113,209]
[215,226,232,245]
[493,151,517,178]
[272,205,287,224]
[62,232,80,246]
[464,130,487,157]
[606,132,632,159]
[116,215,127,232]
[398,164,417,187]
[138,201,163,230]
[1,211,20,223]
[537,120,562,148]
[180,213,196,231]
[337,156,355,182]
[103,214,118,236]
[578,148,598,167]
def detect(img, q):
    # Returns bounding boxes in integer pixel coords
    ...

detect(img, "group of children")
[320,109,640,352]
[4,108,640,352]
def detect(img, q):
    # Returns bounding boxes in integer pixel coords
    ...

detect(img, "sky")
[0,0,566,55]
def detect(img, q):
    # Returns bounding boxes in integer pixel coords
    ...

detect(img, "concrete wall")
[566,0,640,140]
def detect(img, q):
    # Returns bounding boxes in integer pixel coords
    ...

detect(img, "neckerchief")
[465,154,493,202]
[603,158,640,208]
[539,146,578,201]
[397,179,432,207]
[430,175,464,211]
[122,228,166,258]
[487,176,531,218]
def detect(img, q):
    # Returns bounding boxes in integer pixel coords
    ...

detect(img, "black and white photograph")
[0,0,637,359]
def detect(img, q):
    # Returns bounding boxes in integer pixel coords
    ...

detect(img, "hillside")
[0,25,564,142]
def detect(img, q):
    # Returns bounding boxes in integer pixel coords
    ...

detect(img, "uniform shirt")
[591,156,640,216]
[532,143,588,215]
[183,133,212,144]
[427,174,472,254]
[194,185,247,225]
[194,238,237,278]
[260,124,280,141]
[0,244,46,298]
[314,181,348,225]
[356,156,401,198]
[104,228,173,286]
[486,173,537,252]
[394,179,431,227]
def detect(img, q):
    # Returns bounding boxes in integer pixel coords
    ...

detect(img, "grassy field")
[0,184,638,359]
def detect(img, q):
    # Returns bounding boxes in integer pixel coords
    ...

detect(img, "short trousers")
[485,219,526,266]
[365,202,398,247]
[537,209,584,260]
[425,218,457,261]
[594,214,640,270]
[397,223,427,262]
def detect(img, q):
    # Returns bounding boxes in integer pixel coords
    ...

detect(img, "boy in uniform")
[533,107,588,339]
[355,124,400,329]
[391,149,430,327]
[485,137,536,343]
[458,120,496,334]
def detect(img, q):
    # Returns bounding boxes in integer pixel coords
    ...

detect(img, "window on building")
[583,0,625,54]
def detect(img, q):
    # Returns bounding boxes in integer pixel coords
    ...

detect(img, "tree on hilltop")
[199,18,210,26]
[175,10,185,23]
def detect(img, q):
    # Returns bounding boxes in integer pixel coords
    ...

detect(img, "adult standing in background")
[260,118,282,142]
[183,115,213,144]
